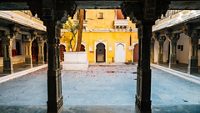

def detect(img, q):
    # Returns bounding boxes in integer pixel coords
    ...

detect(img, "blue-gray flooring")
[0,65,199,113]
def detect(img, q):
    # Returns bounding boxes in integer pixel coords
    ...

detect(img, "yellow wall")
[61,31,138,63]
[61,9,138,64]
[85,9,115,29]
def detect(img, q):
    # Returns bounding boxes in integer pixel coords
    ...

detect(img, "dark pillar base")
[188,58,198,74]
[158,54,163,64]
[47,69,63,113]
[3,60,13,74]
[135,68,152,113]
[47,96,63,113]
[135,96,152,113]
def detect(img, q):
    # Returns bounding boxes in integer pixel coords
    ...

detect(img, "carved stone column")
[2,31,13,74]
[188,30,199,74]
[42,8,64,113]
[135,20,154,113]
[183,25,199,74]
[23,35,34,68]
[38,37,45,64]
[156,35,165,64]
[167,33,180,68]
[151,37,155,63]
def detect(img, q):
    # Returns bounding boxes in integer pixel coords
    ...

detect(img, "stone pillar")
[151,38,155,63]
[167,33,180,69]
[156,36,165,64]
[38,37,45,64]
[42,8,64,113]
[135,21,154,113]
[188,30,199,74]
[2,31,13,74]
[23,35,33,68]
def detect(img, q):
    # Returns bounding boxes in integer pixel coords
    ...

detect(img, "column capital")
[165,29,180,44]
[183,24,200,39]
[9,25,20,38]
[22,35,32,42]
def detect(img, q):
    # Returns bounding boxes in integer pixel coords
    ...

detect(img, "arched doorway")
[32,39,38,64]
[133,44,139,62]
[96,43,106,63]
[80,44,85,51]
[16,40,21,55]
[115,43,125,63]
[60,44,66,62]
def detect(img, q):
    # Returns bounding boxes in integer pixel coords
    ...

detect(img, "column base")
[38,56,44,64]
[47,69,63,113]
[3,69,13,74]
[25,57,33,68]
[158,53,163,65]
[135,95,152,113]
[169,55,177,69]
[3,60,13,74]
[47,96,63,113]
[188,58,198,74]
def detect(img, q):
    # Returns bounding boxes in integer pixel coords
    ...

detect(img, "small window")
[97,12,103,19]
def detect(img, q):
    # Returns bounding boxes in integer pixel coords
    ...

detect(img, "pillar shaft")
[168,33,179,68]
[188,38,199,74]
[38,40,45,64]
[23,39,33,68]
[136,21,153,113]
[151,38,155,63]
[158,38,165,64]
[43,10,63,113]
[2,34,13,74]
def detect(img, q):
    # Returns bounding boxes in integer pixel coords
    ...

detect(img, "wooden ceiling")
[0,0,200,10]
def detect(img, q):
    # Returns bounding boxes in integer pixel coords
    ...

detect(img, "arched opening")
[133,44,139,62]
[16,40,21,55]
[80,44,85,51]
[32,39,38,64]
[96,43,106,63]
[44,42,47,63]
[60,44,66,62]
[115,43,125,63]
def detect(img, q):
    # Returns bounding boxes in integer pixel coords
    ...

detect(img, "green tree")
[63,17,79,51]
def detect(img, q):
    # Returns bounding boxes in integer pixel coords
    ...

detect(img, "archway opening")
[96,43,106,63]
[80,44,85,51]
[60,44,66,62]
[32,39,38,64]
[16,40,21,55]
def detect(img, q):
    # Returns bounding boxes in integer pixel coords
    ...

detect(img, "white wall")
[163,39,169,63]
[154,40,159,63]
[177,33,190,64]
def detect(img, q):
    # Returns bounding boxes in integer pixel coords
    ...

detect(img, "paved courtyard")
[0,64,199,113]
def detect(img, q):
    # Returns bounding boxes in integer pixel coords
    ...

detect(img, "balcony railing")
[114,19,128,26]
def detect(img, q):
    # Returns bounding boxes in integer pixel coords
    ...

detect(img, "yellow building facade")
[61,9,138,64]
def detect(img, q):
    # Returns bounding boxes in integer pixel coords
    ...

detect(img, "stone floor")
[0,64,199,113]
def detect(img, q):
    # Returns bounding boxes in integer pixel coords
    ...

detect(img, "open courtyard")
[0,64,199,113]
